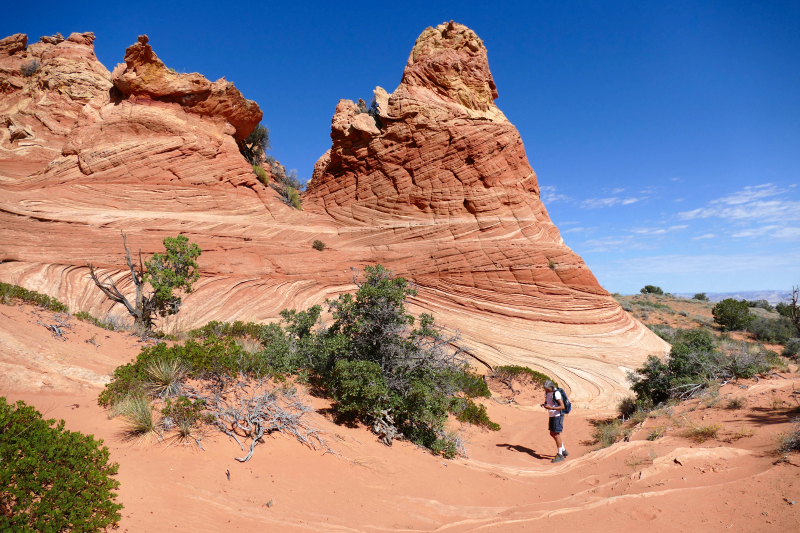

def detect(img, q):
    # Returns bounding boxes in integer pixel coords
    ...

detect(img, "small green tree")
[0,398,122,531]
[240,123,270,165]
[712,298,754,331]
[88,233,201,330]
[693,292,709,301]
[640,285,664,296]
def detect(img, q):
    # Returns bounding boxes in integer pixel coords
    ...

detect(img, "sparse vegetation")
[20,59,40,77]
[712,298,754,331]
[777,419,800,454]
[74,311,118,331]
[99,265,496,458]
[685,422,722,443]
[0,398,122,531]
[0,281,68,312]
[240,123,270,165]
[492,365,554,387]
[629,327,775,405]
[693,292,709,301]
[548,259,556,270]
[87,233,201,331]
[748,315,795,344]
[591,419,627,448]
[647,426,667,440]
[640,285,664,296]
[253,164,269,185]
[726,397,746,409]
[312,240,326,251]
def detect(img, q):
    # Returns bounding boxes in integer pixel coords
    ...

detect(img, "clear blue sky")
[4,1,799,294]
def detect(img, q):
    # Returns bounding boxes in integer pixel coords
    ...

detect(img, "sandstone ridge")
[0,25,668,408]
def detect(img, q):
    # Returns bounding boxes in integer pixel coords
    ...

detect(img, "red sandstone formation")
[0,24,668,408]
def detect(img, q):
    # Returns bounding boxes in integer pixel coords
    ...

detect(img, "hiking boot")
[551,453,565,463]
[562,449,569,457]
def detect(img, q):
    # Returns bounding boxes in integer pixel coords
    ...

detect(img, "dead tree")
[87,232,150,328]
[791,285,800,337]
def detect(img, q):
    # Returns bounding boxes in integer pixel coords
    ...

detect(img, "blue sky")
[4,1,799,294]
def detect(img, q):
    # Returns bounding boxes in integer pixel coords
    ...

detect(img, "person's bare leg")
[554,433,563,451]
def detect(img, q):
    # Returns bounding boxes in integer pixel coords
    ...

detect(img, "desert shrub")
[685,423,722,442]
[0,282,68,312]
[746,299,773,311]
[312,240,326,251]
[749,316,794,344]
[693,292,709,301]
[647,426,667,440]
[20,59,40,77]
[592,419,625,448]
[492,365,554,387]
[451,399,500,431]
[776,302,793,318]
[74,311,117,331]
[629,328,773,405]
[161,396,209,440]
[640,285,664,296]
[726,397,746,409]
[119,395,158,442]
[548,259,557,270]
[621,301,634,312]
[647,324,676,343]
[783,339,800,358]
[99,265,495,457]
[637,300,671,310]
[0,398,122,531]
[253,164,269,185]
[778,419,800,454]
[240,123,270,165]
[285,186,302,209]
[712,298,754,331]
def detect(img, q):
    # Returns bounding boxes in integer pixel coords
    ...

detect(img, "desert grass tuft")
[592,419,626,448]
[685,422,722,443]
[119,396,160,443]
[144,357,188,398]
[726,397,746,409]
[778,420,800,454]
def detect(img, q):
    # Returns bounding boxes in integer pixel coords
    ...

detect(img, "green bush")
[629,328,772,405]
[253,164,269,185]
[312,240,326,251]
[776,302,794,318]
[749,316,795,344]
[746,299,773,311]
[0,398,122,531]
[640,285,664,296]
[286,186,302,210]
[783,339,800,358]
[0,282,68,312]
[451,399,500,431]
[693,292,709,301]
[712,298,754,331]
[492,365,554,387]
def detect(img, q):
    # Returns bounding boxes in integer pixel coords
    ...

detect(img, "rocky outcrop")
[110,35,262,140]
[0,31,112,180]
[0,25,667,408]
[305,21,669,403]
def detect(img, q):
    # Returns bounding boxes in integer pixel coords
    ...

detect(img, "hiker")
[541,380,568,463]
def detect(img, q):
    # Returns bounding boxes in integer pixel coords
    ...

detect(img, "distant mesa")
[0,23,668,408]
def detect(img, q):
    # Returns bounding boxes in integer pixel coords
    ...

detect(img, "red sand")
[2,303,799,532]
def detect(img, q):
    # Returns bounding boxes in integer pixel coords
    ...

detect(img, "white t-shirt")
[546,390,563,417]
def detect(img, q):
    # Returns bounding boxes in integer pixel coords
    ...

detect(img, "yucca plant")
[144,357,188,398]
[119,396,159,443]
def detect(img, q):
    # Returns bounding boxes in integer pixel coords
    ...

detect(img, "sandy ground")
[2,302,800,532]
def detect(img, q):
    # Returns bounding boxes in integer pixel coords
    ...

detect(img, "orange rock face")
[0,24,667,408]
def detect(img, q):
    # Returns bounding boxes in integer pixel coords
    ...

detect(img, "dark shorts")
[548,415,564,433]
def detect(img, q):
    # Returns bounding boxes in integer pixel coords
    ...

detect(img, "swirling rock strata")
[0,25,667,408]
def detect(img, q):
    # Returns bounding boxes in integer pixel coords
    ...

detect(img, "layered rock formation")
[0,24,667,407]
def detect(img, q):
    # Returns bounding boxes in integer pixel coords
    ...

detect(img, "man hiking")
[540,380,568,463]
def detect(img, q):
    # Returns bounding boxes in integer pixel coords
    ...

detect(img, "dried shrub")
[312,240,326,251]
[778,419,800,454]
[20,59,40,77]
[592,419,625,448]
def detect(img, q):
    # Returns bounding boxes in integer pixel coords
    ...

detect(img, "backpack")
[553,387,572,414]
